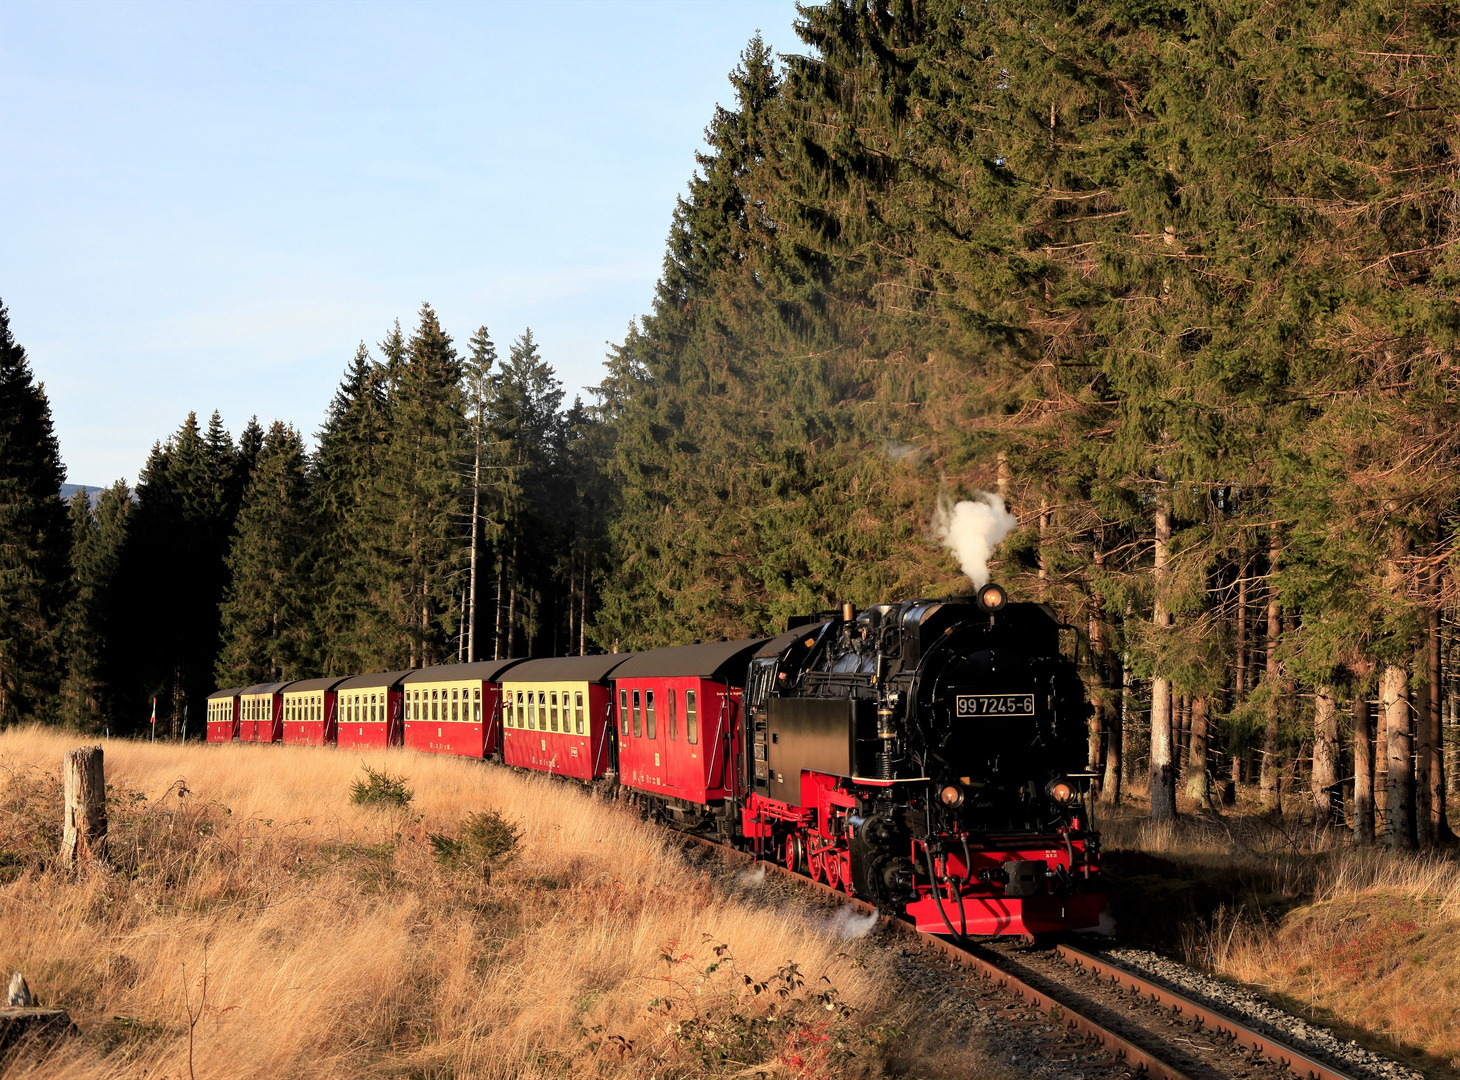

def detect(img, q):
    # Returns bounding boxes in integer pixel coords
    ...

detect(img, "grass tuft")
[349,764,413,807]
[429,808,521,879]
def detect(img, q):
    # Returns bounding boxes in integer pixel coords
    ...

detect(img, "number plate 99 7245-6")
[956,694,1035,717]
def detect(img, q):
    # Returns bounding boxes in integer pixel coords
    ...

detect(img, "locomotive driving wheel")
[819,849,841,889]
[783,832,806,875]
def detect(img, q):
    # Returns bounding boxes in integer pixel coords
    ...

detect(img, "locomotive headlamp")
[976,583,1008,613]
[1045,778,1077,804]
[938,784,965,809]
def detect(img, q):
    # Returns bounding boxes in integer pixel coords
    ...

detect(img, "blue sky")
[0,0,799,486]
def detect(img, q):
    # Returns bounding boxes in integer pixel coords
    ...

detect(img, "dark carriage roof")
[754,625,828,659]
[401,658,528,685]
[207,686,245,701]
[282,676,350,694]
[335,669,414,691]
[501,654,636,684]
[609,639,766,682]
[239,681,293,696]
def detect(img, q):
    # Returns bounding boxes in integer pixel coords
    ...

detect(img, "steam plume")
[932,492,1019,588]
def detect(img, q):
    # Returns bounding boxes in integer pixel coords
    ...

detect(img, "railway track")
[678,832,1367,1080]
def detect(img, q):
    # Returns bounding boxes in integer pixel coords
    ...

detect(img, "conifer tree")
[313,343,389,672]
[216,422,316,685]
[364,304,467,668]
[58,481,131,730]
[0,302,70,724]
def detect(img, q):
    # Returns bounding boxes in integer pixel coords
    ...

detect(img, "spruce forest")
[2,0,1459,847]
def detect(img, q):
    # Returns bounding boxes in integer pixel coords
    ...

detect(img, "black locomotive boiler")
[738,584,1105,936]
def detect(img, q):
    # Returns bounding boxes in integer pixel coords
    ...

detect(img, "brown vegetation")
[0,728,1007,1079]
[1100,806,1460,1071]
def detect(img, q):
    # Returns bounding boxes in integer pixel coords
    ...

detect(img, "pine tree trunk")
[1037,501,1049,599]
[1260,535,1283,812]
[1149,482,1176,821]
[494,556,505,661]
[1087,562,1107,789]
[1382,663,1415,850]
[579,569,588,656]
[1102,652,1124,805]
[1353,693,1375,845]
[1235,568,1248,698]
[1186,695,1211,809]
[1415,642,1433,847]
[467,436,481,664]
[1426,578,1452,841]
[507,532,519,657]
[1311,685,1339,827]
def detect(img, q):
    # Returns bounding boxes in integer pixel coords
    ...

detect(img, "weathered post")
[60,746,107,870]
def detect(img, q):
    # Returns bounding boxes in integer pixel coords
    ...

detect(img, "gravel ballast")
[1101,945,1426,1080]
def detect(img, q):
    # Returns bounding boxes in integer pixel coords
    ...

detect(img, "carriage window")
[474,688,481,722]
[550,691,559,732]
[619,689,629,737]
[574,692,584,734]
[528,692,537,730]
[516,690,524,727]
[668,689,678,740]
[632,689,642,738]
[685,690,698,744]
[645,690,656,739]
[452,688,460,722]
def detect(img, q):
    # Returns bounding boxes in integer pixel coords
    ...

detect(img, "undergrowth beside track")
[0,727,1010,1080]
[1097,798,1460,1075]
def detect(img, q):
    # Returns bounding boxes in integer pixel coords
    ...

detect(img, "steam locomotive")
[207,584,1105,937]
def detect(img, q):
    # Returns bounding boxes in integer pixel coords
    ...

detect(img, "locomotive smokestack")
[842,601,855,622]
[932,491,1019,588]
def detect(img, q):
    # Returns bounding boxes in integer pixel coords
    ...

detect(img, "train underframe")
[736,770,1105,937]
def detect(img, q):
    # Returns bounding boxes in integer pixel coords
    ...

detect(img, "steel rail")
[1054,945,1360,1080]
[680,834,1193,1080]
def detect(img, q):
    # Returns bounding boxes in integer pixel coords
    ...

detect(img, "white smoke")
[825,906,881,940]
[932,491,1019,588]
[736,865,767,887]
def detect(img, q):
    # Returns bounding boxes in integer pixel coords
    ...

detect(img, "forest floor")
[0,728,1017,1080]
[1096,791,1460,1076]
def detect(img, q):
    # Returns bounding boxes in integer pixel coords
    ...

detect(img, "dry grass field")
[1100,808,1460,1070]
[0,727,1009,1080]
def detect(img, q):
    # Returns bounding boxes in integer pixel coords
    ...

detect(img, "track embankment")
[680,831,1425,1080]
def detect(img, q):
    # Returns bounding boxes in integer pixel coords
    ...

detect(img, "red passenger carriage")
[280,676,348,746]
[609,640,764,814]
[334,671,409,749]
[238,682,290,743]
[206,687,242,743]
[499,654,633,780]
[401,658,525,758]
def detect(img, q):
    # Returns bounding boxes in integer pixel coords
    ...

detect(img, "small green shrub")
[350,766,413,808]
[430,809,521,879]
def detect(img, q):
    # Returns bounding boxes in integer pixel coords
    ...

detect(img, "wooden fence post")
[60,747,107,870]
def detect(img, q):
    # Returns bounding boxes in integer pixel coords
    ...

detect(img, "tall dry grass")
[0,728,1006,1079]
[1194,851,1460,1069]
[1098,806,1460,1070]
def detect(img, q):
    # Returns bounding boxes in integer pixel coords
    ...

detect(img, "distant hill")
[60,484,109,506]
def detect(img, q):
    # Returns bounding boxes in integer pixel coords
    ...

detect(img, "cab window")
[685,690,698,744]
